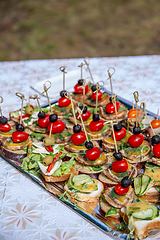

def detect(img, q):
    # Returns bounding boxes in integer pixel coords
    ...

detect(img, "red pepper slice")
[19,114,30,119]
[47,152,63,172]
[46,146,54,152]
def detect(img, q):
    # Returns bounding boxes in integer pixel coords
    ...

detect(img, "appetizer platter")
[1,60,160,240]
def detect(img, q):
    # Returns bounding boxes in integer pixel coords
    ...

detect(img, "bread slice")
[99,104,128,121]
[1,146,27,164]
[41,166,78,182]
[121,204,160,240]
[99,196,121,219]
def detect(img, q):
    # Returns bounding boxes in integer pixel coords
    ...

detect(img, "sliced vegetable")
[47,151,63,172]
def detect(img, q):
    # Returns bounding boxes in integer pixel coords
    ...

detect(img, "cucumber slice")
[141,174,151,195]
[72,174,94,187]
[134,176,142,196]
[132,208,153,220]
[150,204,159,219]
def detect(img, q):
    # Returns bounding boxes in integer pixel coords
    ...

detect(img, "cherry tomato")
[105,101,121,114]
[0,123,11,132]
[37,114,50,128]
[128,108,140,118]
[74,83,89,94]
[12,131,28,143]
[91,91,103,101]
[112,159,128,173]
[153,143,160,157]
[151,119,160,129]
[86,147,101,160]
[77,110,91,121]
[128,134,144,148]
[58,97,71,107]
[89,119,104,132]
[47,120,65,134]
[115,182,129,195]
[71,132,86,145]
[111,127,126,141]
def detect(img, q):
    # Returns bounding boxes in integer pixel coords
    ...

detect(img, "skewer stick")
[77,106,89,142]
[84,57,94,84]
[65,92,77,125]
[107,67,115,96]
[133,91,139,127]
[49,123,53,138]
[111,94,118,123]
[82,79,86,104]
[59,66,67,91]
[41,81,52,113]
[111,121,118,153]
[157,109,159,120]
[30,94,42,111]
[15,92,26,124]
[0,96,3,117]
[78,63,84,80]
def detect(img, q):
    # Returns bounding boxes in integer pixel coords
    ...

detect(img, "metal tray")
[0,90,159,240]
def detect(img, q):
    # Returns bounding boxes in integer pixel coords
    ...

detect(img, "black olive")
[109,96,113,103]
[49,114,58,122]
[121,176,132,188]
[114,122,122,132]
[133,126,141,135]
[78,79,84,85]
[93,113,100,122]
[60,90,66,97]
[79,105,87,114]
[16,124,24,132]
[151,135,160,145]
[73,124,81,133]
[0,116,8,125]
[38,111,46,119]
[85,141,93,150]
[91,85,97,92]
[113,151,123,160]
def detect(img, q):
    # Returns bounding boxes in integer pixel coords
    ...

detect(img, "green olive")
[43,155,53,166]
[25,106,34,115]
[43,137,55,146]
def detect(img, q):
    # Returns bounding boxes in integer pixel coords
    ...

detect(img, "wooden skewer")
[78,63,84,80]
[82,79,86,104]
[77,106,89,142]
[15,92,26,125]
[111,94,118,123]
[0,96,3,117]
[30,94,42,112]
[133,91,139,127]
[59,66,67,91]
[107,67,115,96]
[49,123,53,138]
[64,91,77,125]
[41,81,52,113]
[84,57,94,84]
[111,121,118,153]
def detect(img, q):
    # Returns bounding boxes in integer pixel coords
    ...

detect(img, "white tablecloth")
[0,56,160,240]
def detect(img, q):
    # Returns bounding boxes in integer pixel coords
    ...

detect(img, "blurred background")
[0,0,160,61]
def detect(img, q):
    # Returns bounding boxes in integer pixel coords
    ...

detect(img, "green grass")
[0,0,160,61]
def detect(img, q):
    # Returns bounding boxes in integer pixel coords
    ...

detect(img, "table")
[0,56,160,240]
